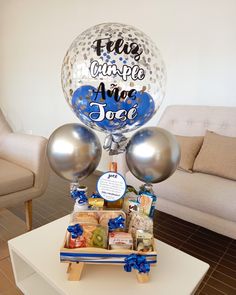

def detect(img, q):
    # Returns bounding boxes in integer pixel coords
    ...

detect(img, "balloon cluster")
[47,23,180,183]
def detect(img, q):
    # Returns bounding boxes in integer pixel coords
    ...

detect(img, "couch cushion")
[0,159,34,196]
[193,130,236,181]
[175,135,203,172]
[126,170,236,222]
[158,105,236,137]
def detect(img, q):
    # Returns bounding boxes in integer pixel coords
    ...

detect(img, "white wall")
[1,0,236,171]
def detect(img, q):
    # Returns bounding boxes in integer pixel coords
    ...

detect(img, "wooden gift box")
[60,210,157,283]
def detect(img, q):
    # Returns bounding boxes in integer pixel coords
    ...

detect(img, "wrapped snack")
[66,223,85,248]
[88,198,104,210]
[123,200,140,227]
[66,223,108,249]
[128,211,153,240]
[72,212,99,224]
[108,214,125,232]
[87,225,108,248]
[139,184,157,218]
[137,193,153,216]
[123,185,138,214]
[99,211,126,228]
[136,230,153,252]
[109,232,133,250]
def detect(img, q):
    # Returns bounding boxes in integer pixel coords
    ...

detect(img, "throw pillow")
[175,135,204,172]
[193,130,236,181]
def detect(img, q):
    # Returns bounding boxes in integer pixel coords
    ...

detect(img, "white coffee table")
[8,215,209,295]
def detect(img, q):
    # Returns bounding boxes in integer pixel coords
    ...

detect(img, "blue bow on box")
[90,192,102,199]
[67,224,83,238]
[70,190,88,204]
[124,254,150,273]
[108,215,125,232]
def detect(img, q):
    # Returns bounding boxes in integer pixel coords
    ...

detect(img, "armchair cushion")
[0,159,34,196]
[0,133,48,190]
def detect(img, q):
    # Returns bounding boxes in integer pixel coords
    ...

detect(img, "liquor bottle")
[105,161,124,209]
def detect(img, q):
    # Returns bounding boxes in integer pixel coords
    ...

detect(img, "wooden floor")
[0,171,235,294]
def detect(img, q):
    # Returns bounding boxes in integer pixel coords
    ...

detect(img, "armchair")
[0,108,49,230]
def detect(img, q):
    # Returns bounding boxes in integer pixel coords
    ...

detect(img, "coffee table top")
[9,215,209,295]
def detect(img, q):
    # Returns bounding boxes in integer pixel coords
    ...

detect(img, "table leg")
[135,270,150,283]
[68,262,85,281]
[67,263,72,273]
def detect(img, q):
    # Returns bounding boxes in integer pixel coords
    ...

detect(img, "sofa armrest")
[0,133,49,190]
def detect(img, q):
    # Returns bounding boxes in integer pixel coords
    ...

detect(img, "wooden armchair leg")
[24,200,32,231]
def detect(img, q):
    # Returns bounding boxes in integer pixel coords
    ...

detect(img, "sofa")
[0,108,49,230]
[116,105,236,239]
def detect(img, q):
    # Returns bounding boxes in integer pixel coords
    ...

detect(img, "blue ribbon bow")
[90,193,102,199]
[70,189,88,204]
[108,215,125,232]
[124,254,150,273]
[67,224,83,238]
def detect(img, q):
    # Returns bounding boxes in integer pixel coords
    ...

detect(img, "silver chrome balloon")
[47,124,102,181]
[126,127,180,183]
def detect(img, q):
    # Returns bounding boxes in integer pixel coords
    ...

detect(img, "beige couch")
[0,108,49,230]
[117,105,236,239]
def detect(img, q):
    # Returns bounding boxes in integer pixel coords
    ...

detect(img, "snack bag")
[137,193,153,216]
[128,211,153,240]
[123,185,138,214]
[138,184,157,218]
[125,200,139,226]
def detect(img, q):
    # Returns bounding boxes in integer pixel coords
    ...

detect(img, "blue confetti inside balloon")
[71,85,155,134]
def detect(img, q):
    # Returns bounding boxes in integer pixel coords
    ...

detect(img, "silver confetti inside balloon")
[61,23,166,135]
[126,127,180,183]
[47,124,102,181]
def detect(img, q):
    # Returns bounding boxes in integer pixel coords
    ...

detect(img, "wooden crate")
[60,244,157,283]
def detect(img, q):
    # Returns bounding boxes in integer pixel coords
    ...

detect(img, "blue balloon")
[71,85,155,134]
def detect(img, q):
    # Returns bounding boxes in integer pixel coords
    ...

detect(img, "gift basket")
[47,22,180,283]
[59,165,158,283]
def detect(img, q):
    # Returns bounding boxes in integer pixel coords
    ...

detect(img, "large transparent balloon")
[61,23,166,135]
